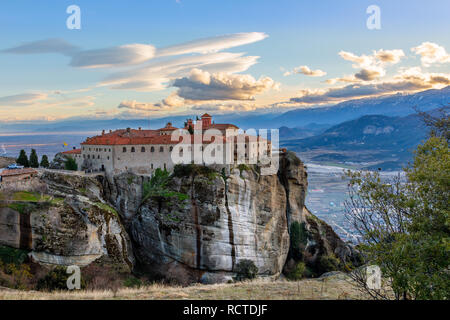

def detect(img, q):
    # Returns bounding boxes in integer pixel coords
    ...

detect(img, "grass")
[0,191,64,206]
[0,274,371,300]
[94,202,119,217]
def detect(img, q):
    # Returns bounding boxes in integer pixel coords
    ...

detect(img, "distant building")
[0,168,38,183]
[65,114,272,175]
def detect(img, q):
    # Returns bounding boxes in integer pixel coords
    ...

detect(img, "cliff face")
[0,152,358,284]
[128,167,293,284]
[0,172,134,272]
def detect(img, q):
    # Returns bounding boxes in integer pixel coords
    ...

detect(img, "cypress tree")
[16,149,29,167]
[29,149,39,168]
[40,155,50,168]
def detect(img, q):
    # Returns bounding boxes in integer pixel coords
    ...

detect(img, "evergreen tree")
[40,155,50,168]
[29,149,39,168]
[64,157,78,171]
[16,149,29,167]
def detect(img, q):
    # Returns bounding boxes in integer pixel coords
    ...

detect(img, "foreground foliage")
[345,135,449,299]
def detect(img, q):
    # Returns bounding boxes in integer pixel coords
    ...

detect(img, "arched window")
[131,147,135,153]
[151,147,155,152]
[98,155,100,159]
[123,147,127,152]
[151,164,153,169]
[159,146,164,152]
[169,146,173,152]
[87,155,90,159]
[141,147,145,152]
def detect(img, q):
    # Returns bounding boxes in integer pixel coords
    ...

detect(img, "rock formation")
[0,151,359,285]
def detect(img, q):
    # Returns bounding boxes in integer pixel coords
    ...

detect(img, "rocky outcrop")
[0,151,359,285]
[129,167,292,284]
[0,176,134,271]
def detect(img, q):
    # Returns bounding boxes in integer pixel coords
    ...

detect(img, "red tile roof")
[62,149,81,154]
[81,129,229,146]
[0,168,37,177]
[201,113,212,118]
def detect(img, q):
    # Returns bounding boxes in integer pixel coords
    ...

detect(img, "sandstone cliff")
[0,152,359,285]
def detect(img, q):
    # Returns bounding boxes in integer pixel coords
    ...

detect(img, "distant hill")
[1,86,448,133]
[282,112,431,170]
[274,86,450,128]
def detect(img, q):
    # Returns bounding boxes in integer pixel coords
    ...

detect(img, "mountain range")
[0,86,449,133]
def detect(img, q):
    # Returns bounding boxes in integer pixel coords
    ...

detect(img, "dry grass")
[0,273,372,300]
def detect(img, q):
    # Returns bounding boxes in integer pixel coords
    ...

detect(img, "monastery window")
[151,164,153,169]
[151,147,155,152]
[141,147,145,152]
[89,148,91,151]
[109,149,111,152]
[131,147,135,153]
[123,147,127,153]
[88,155,90,159]
[107,156,110,160]
[164,163,167,170]
[169,146,173,152]
[159,146,164,152]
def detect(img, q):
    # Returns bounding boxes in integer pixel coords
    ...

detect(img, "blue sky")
[1,0,449,122]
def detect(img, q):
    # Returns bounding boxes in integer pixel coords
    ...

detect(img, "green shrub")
[290,221,308,260]
[123,276,142,288]
[317,254,341,275]
[0,246,29,265]
[234,259,258,281]
[286,262,306,280]
[64,157,78,171]
[37,266,85,291]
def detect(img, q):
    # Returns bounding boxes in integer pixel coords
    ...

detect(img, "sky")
[0,0,449,122]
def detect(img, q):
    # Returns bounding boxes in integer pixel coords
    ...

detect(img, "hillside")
[282,113,428,170]
[275,86,450,128]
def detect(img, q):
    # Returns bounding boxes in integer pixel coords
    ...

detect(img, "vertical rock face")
[130,168,295,284]
[0,172,135,272]
[125,153,310,284]
[0,152,359,284]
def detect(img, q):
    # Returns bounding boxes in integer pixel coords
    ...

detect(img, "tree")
[344,118,449,300]
[16,149,29,167]
[40,155,49,168]
[64,157,78,171]
[29,149,39,168]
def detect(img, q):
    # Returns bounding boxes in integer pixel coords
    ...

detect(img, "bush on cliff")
[234,259,258,281]
[142,168,188,206]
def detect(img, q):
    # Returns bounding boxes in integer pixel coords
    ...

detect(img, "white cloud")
[156,32,268,57]
[290,67,450,105]
[335,49,405,83]
[284,65,326,77]
[411,42,450,67]
[101,52,260,91]
[0,93,48,107]
[172,68,279,102]
[69,44,156,68]
[1,38,77,55]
